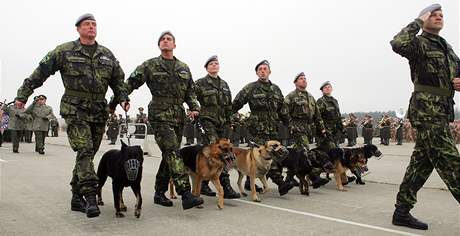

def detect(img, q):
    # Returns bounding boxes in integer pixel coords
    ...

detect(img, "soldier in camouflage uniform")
[106,113,119,145]
[232,60,294,196]
[117,31,203,210]
[2,101,27,153]
[25,95,57,155]
[195,55,240,199]
[15,14,129,218]
[316,81,344,151]
[390,4,460,230]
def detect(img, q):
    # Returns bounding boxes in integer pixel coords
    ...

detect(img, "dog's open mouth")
[124,159,140,181]
[220,152,235,172]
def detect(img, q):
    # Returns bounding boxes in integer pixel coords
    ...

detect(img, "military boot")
[70,192,86,213]
[270,174,294,196]
[84,195,100,218]
[220,173,240,199]
[285,174,300,187]
[244,177,263,193]
[392,206,428,230]
[200,181,216,197]
[181,191,204,210]
[309,175,329,189]
[154,191,173,207]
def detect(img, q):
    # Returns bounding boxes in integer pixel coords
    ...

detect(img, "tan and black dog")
[233,140,288,202]
[180,139,234,209]
[329,144,382,191]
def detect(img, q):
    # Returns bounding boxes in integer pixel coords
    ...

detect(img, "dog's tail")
[96,153,109,194]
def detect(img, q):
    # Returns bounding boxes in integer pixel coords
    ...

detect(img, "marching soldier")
[2,101,27,153]
[195,55,240,199]
[317,81,344,151]
[345,113,358,146]
[106,113,119,145]
[15,14,130,218]
[50,118,59,137]
[232,60,294,196]
[25,95,57,155]
[361,114,374,145]
[390,4,460,230]
[395,118,404,145]
[116,31,204,210]
[135,107,148,139]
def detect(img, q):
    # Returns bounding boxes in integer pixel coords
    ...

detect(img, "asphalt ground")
[0,136,458,236]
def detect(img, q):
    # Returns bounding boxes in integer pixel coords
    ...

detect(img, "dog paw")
[97,200,104,206]
[134,209,141,218]
[115,212,125,218]
[120,206,127,212]
[217,204,224,210]
[170,195,177,199]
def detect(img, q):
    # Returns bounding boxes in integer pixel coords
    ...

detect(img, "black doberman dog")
[96,140,144,218]
[282,148,335,196]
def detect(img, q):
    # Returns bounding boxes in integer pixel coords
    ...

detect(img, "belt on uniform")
[154,96,183,105]
[64,89,105,100]
[414,83,451,97]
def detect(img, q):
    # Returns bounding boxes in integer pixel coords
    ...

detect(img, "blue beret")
[419,4,442,17]
[204,55,218,68]
[75,13,95,26]
[320,81,331,90]
[294,72,305,83]
[158,30,175,46]
[255,60,270,71]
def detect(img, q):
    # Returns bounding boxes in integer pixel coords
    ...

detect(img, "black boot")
[181,191,204,210]
[220,173,240,199]
[154,192,173,207]
[392,206,428,230]
[270,175,294,196]
[343,176,356,185]
[244,177,263,193]
[285,174,300,187]
[309,175,329,189]
[84,195,100,218]
[200,181,216,197]
[71,192,86,213]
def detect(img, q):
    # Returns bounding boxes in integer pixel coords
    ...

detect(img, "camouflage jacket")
[391,19,460,125]
[2,105,27,130]
[285,89,325,136]
[317,95,343,135]
[16,39,129,123]
[124,56,199,127]
[232,79,289,133]
[25,102,57,131]
[195,75,232,127]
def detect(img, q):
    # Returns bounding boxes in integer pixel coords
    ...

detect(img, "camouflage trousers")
[66,118,105,196]
[34,130,47,152]
[396,123,460,209]
[200,119,225,145]
[10,130,22,152]
[152,123,191,195]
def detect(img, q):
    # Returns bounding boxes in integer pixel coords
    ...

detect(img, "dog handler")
[15,14,130,218]
[390,3,460,230]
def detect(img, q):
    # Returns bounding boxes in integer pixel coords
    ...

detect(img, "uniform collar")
[74,39,101,58]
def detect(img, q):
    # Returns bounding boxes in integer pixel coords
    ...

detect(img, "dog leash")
[125,110,131,146]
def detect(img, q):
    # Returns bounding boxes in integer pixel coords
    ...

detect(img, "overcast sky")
[0,0,459,116]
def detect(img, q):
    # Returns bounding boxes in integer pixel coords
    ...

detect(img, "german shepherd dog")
[233,140,289,202]
[96,140,143,218]
[180,139,234,209]
[282,148,335,196]
[328,144,382,191]
[344,144,382,184]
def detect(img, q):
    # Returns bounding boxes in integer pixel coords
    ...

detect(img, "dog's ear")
[121,140,127,152]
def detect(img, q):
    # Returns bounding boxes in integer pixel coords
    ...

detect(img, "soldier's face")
[77,20,97,39]
[158,34,176,51]
[322,84,332,95]
[424,10,444,32]
[256,65,271,80]
[206,61,220,75]
[295,76,307,90]
[37,98,46,105]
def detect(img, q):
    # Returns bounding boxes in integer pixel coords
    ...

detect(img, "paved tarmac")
[0,136,458,236]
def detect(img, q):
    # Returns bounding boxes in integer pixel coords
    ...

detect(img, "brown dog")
[233,140,288,202]
[332,147,368,191]
[179,139,234,209]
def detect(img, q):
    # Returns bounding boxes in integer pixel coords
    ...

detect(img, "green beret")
[294,72,305,83]
[158,30,175,46]
[255,60,270,71]
[75,13,96,26]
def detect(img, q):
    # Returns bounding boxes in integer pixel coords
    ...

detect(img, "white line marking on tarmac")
[0,158,7,163]
[233,199,421,236]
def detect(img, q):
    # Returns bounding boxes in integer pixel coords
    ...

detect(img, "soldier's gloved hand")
[452,78,460,91]
[189,111,199,120]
